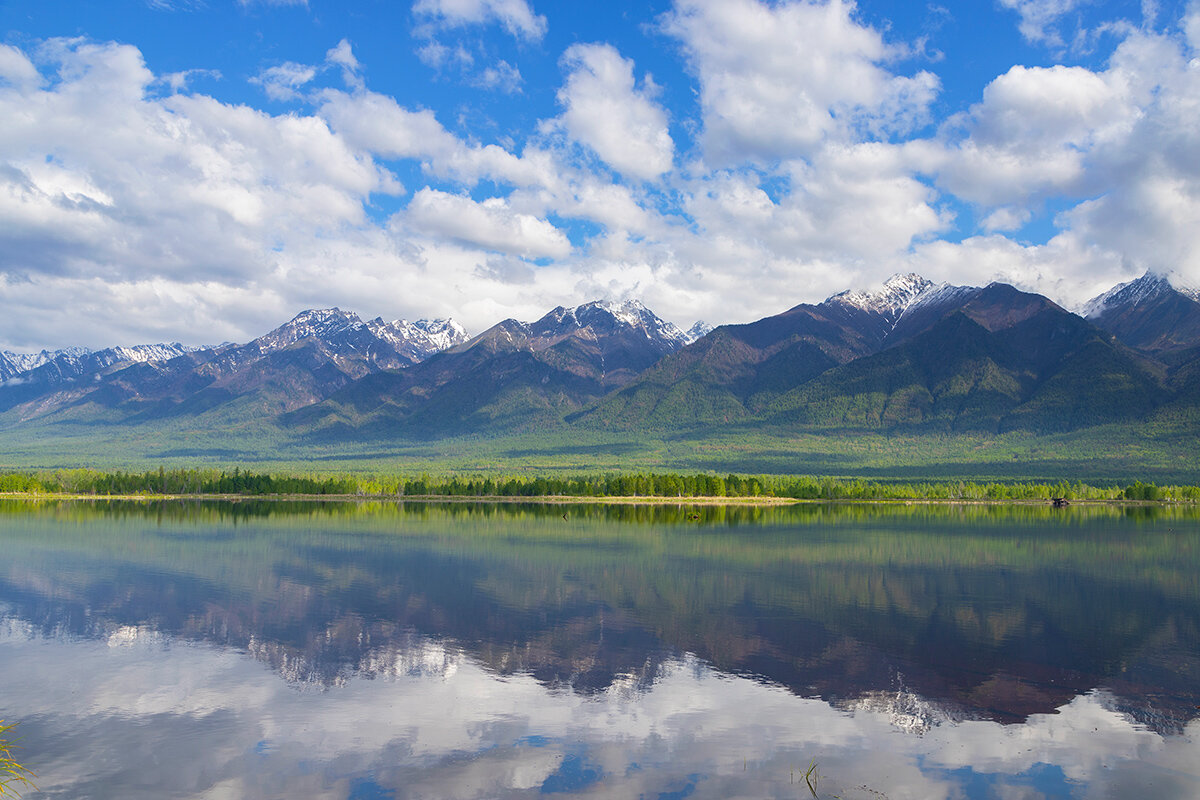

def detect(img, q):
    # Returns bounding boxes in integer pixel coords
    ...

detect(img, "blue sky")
[2,0,1199,349]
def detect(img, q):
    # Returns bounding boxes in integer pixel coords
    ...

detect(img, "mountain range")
[3,272,1200,467]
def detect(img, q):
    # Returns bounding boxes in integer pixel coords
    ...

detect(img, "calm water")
[1,499,1198,799]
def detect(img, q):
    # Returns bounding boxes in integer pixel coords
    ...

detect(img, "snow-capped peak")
[412,318,469,351]
[828,273,936,319]
[685,321,713,343]
[254,309,467,364]
[594,299,652,329]
[262,308,366,351]
[901,281,978,316]
[1080,271,1189,318]
[368,317,470,358]
[525,299,691,352]
[1,346,90,373]
[583,299,690,346]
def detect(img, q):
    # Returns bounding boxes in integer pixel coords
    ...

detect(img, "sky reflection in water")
[0,500,1198,799]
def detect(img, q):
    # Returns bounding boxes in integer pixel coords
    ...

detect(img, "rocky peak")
[685,321,713,343]
[530,299,688,349]
[1081,271,1186,319]
[827,273,937,320]
[257,308,367,353]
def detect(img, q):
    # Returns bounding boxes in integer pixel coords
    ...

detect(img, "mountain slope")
[1084,271,1200,357]
[287,300,690,438]
[0,309,468,426]
[767,284,1166,433]
[573,274,948,430]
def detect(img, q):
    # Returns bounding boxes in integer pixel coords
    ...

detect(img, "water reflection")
[1,499,1199,798]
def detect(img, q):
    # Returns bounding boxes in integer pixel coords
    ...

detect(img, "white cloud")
[473,59,522,93]
[980,206,1032,232]
[998,0,1085,46]
[555,44,675,181]
[403,188,571,259]
[325,39,363,90]
[8,3,1200,352]
[0,39,415,348]
[0,44,43,90]
[413,0,547,41]
[922,28,1200,294]
[662,0,939,164]
[317,89,547,188]
[251,61,317,101]
[935,64,1133,207]
[1187,0,1200,51]
[416,40,474,71]
[159,67,221,93]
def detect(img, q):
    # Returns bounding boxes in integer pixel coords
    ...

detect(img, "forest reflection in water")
[0,498,1197,798]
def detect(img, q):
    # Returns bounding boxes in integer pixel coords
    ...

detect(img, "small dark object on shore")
[1051,497,1070,507]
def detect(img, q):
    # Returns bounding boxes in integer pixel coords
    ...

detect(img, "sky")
[2,0,1200,350]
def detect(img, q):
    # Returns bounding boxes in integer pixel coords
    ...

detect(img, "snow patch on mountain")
[2,346,90,373]
[533,300,690,350]
[368,317,471,361]
[827,273,936,319]
[256,308,368,353]
[256,308,469,363]
[1,343,194,384]
[1081,271,1199,318]
[685,321,713,343]
[593,299,689,347]
[901,282,979,316]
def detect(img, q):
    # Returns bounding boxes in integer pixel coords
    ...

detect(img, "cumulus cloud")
[0,39,420,348]
[412,0,547,41]
[8,1,1200,351]
[923,27,1200,292]
[661,0,939,164]
[555,44,675,181]
[934,63,1133,207]
[403,188,571,259]
[317,89,548,188]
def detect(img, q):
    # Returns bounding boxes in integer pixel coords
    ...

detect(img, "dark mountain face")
[573,274,957,431]
[766,284,1166,433]
[286,301,691,438]
[1084,272,1200,357]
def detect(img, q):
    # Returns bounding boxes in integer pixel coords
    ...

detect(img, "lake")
[0,499,1197,799]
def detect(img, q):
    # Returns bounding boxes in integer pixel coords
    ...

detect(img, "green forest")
[0,466,1193,502]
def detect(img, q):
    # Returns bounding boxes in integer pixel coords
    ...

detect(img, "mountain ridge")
[2,274,1199,462]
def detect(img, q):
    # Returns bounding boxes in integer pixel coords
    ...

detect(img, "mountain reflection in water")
[1,499,1198,798]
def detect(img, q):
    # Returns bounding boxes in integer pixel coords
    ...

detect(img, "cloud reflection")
[2,622,1198,799]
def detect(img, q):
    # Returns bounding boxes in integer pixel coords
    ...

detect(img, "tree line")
[2,467,1200,502]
